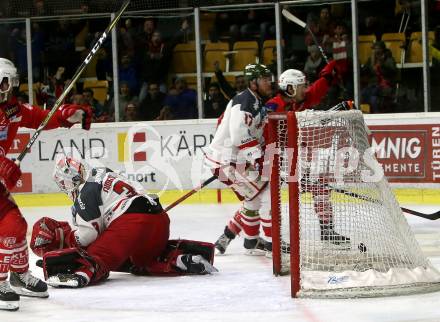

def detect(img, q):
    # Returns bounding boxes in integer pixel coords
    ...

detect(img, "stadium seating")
[203,42,229,72]
[358,34,376,65]
[381,33,406,65]
[200,12,216,41]
[262,40,276,65]
[171,43,196,73]
[83,80,108,104]
[231,41,259,72]
[407,31,435,63]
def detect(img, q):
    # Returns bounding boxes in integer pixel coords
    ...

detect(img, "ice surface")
[3,204,440,322]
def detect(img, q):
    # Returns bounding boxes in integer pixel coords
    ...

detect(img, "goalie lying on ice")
[29,156,218,288]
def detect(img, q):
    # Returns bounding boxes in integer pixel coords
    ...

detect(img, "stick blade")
[281,9,307,28]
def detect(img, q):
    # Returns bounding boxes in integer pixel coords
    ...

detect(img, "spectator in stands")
[361,40,397,113]
[162,77,197,120]
[107,81,138,122]
[70,93,85,105]
[229,8,275,44]
[203,82,228,118]
[119,53,138,95]
[31,0,53,16]
[10,25,44,82]
[138,82,165,121]
[124,101,141,122]
[213,61,246,100]
[303,45,326,82]
[138,31,170,102]
[306,6,335,53]
[136,18,156,50]
[83,88,105,120]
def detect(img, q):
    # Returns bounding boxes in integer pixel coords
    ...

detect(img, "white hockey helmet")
[278,69,306,97]
[53,156,86,200]
[0,58,19,103]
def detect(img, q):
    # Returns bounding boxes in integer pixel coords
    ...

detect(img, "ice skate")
[0,280,19,311]
[214,226,236,255]
[244,237,271,256]
[10,271,48,298]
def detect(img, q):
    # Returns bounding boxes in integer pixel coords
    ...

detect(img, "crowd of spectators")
[2,0,440,120]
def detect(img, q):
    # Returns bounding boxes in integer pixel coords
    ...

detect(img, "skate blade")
[0,300,19,311]
[214,248,226,256]
[322,242,352,251]
[244,248,266,256]
[10,286,49,298]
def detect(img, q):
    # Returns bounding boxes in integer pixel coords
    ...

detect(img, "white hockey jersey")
[205,88,267,168]
[70,167,160,248]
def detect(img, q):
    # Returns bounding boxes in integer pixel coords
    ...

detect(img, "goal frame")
[268,111,300,297]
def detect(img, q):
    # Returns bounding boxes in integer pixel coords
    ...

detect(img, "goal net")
[268,109,440,298]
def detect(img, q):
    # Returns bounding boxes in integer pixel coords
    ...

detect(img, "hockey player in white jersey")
[205,63,274,255]
[30,156,217,288]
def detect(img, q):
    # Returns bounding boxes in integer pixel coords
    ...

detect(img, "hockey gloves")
[0,156,21,190]
[58,104,92,130]
[30,217,72,257]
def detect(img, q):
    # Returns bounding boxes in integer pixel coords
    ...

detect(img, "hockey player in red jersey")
[265,60,338,113]
[29,156,217,288]
[266,61,350,247]
[0,58,92,311]
[206,63,274,255]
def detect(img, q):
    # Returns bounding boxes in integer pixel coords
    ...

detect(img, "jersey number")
[112,180,138,198]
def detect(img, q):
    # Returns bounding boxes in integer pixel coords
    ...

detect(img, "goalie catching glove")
[30,217,73,257]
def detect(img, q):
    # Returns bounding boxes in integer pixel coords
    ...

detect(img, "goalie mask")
[278,69,306,98]
[53,156,86,200]
[0,58,20,103]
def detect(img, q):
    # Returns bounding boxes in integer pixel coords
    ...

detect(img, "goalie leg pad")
[130,239,216,276]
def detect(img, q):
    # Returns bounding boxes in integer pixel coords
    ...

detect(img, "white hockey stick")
[281,8,329,64]
[16,0,131,163]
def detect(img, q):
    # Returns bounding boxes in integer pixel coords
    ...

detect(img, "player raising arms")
[267,62,351,247]
[0,58,92,311]
[265,60,338,113]
[205,63,274,255]
[29,156,217,288]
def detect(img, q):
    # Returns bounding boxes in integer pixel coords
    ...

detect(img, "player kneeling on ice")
[29,156,217,288]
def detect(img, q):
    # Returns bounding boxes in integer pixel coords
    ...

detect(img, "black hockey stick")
[16,0,130,163]
[329,186,440,220]
[163,175,217,213]
[282,9,329,64]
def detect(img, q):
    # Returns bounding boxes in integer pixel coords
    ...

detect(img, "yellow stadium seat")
[262,39,276,65]
[18,82,40,104]
[360,103,371,114]
[358,35,376,65]
[83,79,108,104]
[203,42,230,72]
[381,33,406,64]
[231,41,259,72]
[171,43,196,73]
[200,12,216,41]
[407,31,435,63]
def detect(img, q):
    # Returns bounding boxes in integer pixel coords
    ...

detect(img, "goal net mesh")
[271,110,440,298]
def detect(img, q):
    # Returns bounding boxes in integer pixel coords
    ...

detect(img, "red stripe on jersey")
[238,139,258,150]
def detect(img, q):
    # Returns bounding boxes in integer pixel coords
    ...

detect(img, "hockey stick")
[329,186,440,220]
[163,175,217,213]
[282,8,329,64]
[16,0,130,163]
